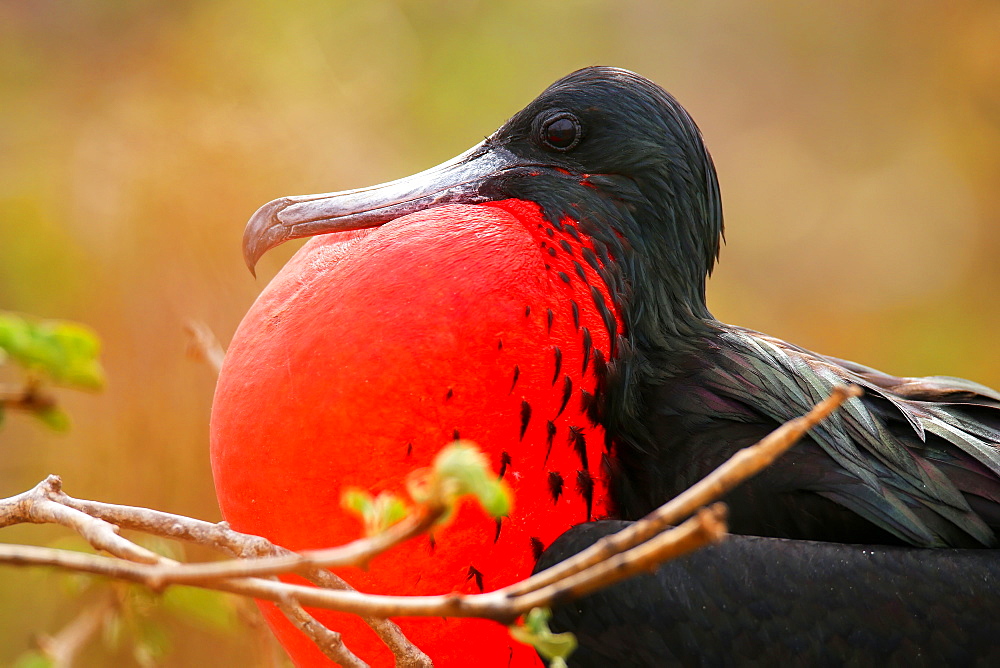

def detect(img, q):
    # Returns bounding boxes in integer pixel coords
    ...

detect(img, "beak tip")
[242,198,291,276]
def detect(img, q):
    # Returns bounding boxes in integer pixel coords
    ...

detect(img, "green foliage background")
[2,1,1000,664]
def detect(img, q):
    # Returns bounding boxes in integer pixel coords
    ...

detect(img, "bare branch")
[138,506,445,587]
[510,504,727,612]
[60,478,432,664]
[0,382,57,413]
[0,509,725,622]
[0,476,165,564]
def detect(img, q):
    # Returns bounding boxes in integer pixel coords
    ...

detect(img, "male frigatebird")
[212,67,1000,666]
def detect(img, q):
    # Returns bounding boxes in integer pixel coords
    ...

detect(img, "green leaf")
[375,493,408,529]
[432,441,512,518]
[0,314,32,360]
[0,312,105,390]
[509,607,577,667]
[161,586,238,634]
[341,488,409,536]
[342,488,373,519]
[34,406,70,431]
[48,322,106,390]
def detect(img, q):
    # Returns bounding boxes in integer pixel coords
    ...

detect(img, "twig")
[0,382,57,413]
[507,504,727,611]
[0,475,430,666]
[1,477,167,564]
[0,505,725,622]
[232,523,428,667]
[137,505,446,587]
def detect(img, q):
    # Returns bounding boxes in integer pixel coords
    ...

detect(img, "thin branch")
[0,505,725,623]
[137,505,445,587]
[297,568,432,668]
[0,381,57,413]
[0,477,166,564]
[508,504,727,611]
[17,477,431,666]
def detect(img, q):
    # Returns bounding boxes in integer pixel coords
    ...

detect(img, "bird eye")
[540,113,581,151]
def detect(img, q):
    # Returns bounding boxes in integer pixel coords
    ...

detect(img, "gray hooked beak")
[242,141,523,274]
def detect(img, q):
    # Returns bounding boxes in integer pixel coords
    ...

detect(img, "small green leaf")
[432,441,512,518]
[375,493,408,529]
[48,322,106,390]
[509,607,577,667]
[162,586,238,633]
[342,488,373,518]
[0,314,33,359]
[34,406,70,431]
[0,313,105,390]
[341,488,409,536]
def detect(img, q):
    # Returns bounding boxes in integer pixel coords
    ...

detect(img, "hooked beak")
[242,141,525,274]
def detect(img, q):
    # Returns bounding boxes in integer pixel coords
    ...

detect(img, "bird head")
[244,66,723,352]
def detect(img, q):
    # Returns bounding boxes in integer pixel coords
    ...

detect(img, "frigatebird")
[216,67,1000,665]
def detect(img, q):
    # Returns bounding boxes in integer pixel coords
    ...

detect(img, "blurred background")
[2,0,999,664]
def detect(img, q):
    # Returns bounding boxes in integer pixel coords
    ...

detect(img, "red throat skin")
[210,200,622,666]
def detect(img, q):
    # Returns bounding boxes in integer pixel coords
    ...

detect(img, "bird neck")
[494,171,718,355]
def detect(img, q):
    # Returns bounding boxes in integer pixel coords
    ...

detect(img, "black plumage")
[537,521,1000,667]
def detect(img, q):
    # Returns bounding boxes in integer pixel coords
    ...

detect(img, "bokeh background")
[2,1,999,664]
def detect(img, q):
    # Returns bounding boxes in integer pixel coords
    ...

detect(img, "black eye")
[540,113,581,151]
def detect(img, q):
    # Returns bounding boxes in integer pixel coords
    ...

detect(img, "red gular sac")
[210,200,623,666]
